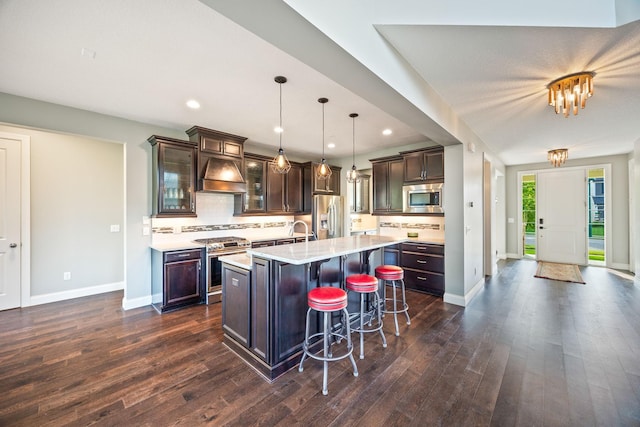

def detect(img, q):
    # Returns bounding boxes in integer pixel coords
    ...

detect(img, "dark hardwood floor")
[1,259,639,426]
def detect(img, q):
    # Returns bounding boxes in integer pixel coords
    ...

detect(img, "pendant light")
[316,97,332,180]
[346,113,360,183]
[270,76,291,174]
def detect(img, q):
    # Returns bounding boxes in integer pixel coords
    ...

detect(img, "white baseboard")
[497,252,507,260]
[122,294,153,310]
[506,253,521,259]
[443,277,485,307]
[28,281,124,307]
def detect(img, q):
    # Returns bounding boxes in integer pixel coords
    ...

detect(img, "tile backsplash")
[151,192,296,244]
[378,216,444,240]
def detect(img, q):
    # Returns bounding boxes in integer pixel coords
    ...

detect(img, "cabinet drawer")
[401,242,444,255]
[164,249,202,263]
[276,238,296,245]
[252,240,276,248]
[403,268,444,296]
[401,252,444,274]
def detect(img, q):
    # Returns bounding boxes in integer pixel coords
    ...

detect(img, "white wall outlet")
[110,224,120,232]
[173,226,182,234]
[508,218,515,223]
[142,216,150,225]
[142,225,150,236]
[63,272,71,280]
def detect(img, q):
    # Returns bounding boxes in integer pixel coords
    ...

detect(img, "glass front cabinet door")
[149,136,197,217]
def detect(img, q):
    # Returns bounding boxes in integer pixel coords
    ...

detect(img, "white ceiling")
[1,0,639,166]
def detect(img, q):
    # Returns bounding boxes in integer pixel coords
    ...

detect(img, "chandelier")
[547,71,595,117]
[270,76,291,174]
[548,148,568,167]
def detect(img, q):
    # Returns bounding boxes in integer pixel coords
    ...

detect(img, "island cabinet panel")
[251,257,270,362]
[400,242,444,296]
[272,262,312,363]
[221,264,250,347]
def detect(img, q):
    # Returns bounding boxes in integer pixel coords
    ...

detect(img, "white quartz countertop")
[219,253,252,270]
[247,235,407,265]
[150,242,205,252]
[405,237,445,245]
[249,232,312,242]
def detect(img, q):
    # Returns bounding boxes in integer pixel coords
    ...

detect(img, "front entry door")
[0,134,22,310]
[537,169,587,265]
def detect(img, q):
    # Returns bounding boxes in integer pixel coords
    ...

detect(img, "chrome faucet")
[289,220,309,242]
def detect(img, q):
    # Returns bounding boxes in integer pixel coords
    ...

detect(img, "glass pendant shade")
[270,76,291,174]
[346,113,360,183]
[271,147,291,173]
[318,158,332,180]
[316,97,332,180]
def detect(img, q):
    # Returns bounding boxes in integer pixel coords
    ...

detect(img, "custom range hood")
[186,126,247,194]
[199,157,246,193]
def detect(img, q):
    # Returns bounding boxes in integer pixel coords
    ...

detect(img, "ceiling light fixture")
[186,99,200,109]
[270,76,291,174]
[382,129,392,136]
[346,113,360,184]
[548,148,568,167]
[316,97,332,181]
[547,71,595,117]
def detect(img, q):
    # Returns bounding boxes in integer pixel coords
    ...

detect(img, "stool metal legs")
[382,278,411,336]
[354,291,386,359]
[299,306,358,396]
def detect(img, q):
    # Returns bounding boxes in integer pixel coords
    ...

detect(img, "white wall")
[0,92,187,308]
[0,124,125,300]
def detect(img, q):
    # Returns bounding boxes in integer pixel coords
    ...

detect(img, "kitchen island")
[221,235,406,381]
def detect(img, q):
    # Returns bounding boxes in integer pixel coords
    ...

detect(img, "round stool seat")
[375,265,404,281]
[308,287,348,312]
[346,274,378,293]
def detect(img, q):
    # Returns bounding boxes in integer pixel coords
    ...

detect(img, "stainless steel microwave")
[402,183,443,214]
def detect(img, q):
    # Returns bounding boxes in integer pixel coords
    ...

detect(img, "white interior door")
[537,169,587,265]
[0,136,22,310]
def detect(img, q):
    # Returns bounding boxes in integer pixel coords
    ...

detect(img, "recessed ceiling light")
[274,126,283,134]
[327,143,336,149]
[186,99,200,109]
[382,129,393,136]
[80,47,96,59]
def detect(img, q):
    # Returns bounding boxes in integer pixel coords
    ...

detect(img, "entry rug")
[535,262,585,284]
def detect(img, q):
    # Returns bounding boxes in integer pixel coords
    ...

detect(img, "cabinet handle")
[416,246,427,250]
[231,278,239,287]
[417,260,426,264]
[198,259,202,270]
[176,253,190,257]
[417,276,427,281]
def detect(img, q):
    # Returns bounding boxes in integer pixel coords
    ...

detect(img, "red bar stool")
[375,265,411,336]
[299,286,358,395]
[346,274,387,359]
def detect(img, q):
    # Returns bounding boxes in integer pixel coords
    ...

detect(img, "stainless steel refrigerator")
[312,195,344,240]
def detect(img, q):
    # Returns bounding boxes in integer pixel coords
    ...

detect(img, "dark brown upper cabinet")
[266,162,302,213]
[401,147,444,183]
[235,153,303,215]
[302,162,341,213]
[370,156,404,215]
[148,135,197,217]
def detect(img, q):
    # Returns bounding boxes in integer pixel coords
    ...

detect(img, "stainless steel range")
[193,236,251,303]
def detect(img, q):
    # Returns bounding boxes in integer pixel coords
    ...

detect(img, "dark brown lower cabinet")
[401,242,444,296]
[152,248,205,313]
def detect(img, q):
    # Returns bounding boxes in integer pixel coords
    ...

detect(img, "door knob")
[9,243,17,248]
[539,226,544,229]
